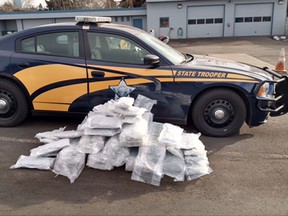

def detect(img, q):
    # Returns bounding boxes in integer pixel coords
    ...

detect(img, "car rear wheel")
[192,88,246,137]
[0,79,29,126]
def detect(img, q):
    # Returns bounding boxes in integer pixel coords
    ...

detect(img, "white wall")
[272,0,287,35]
[286,17,288,35]
[147,0,288,38]
[147,2,186,39]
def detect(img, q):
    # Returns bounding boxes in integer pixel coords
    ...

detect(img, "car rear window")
[20,31,80,58]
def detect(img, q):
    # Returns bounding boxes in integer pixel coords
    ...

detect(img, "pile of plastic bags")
[11,95,212,186]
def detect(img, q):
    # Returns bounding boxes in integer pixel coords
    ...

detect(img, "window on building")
[189,18,224,25]
[115,17,118,22]
[253,17,262,22]
[127,17,130,22]
[244,17,253,22]
[197,19,205,24]
[206,18,214,24]
[235,16,272,24]
[121,17,124,22]
[263,16,271,22]
[188,19,196,25]
[160,17,169,27]
[235,17,244,23]
[215,18,223,24]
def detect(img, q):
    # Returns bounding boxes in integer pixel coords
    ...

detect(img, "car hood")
[183,54,273,80]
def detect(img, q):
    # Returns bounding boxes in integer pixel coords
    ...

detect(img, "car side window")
[21,37,37,53]
[87,32,150,64]
[21,32,79,57]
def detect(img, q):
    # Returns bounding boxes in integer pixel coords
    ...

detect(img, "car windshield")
[135,31,186,65]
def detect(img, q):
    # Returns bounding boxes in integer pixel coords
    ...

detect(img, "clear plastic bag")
[69,138,80,147]
[158,123,183,147]
[114,97,134,109]
[77,115,89,131]
[76,135,105,154]
[125,147,139,172]
[102,136,129,167]
[86,153,113,170]
[131,144,166,186]
[92,99,117,115]
[113,105,147,117]
[52,130,83,139]
[119,119,148,147]
[53,146,86,184]
[35,127,66,142]
[122,116,142,124]
[30,138,71,157]
[145,122,163,146]
[131,123,166,186]
[10,155,55,170]
[183,149,208,158]
[166,146,184,159]
[142,112,154,122]
[87,114,122,129]
[38,138,58,144]
[163,152,185,181]
[134,94,157,111]
[184,154,213,181]
[180,133,205,150]
[35,128,82,142]
[87,135,128,169]
[185,166,213,181]
[92,97,139,117]
[84,128,121,137]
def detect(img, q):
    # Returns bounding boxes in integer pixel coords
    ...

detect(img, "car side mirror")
[144,54,160,66]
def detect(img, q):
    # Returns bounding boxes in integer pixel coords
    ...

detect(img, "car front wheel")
[192,88,246,137]
[0,79,29,127]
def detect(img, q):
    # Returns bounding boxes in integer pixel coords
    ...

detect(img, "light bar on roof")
[75,16,112,23]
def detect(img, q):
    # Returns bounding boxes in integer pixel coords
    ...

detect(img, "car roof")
[0,21,143,41]
[0,21,144,51]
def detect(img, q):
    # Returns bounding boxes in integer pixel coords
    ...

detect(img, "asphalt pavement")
[1,36,288,216]
[170,36,288,69]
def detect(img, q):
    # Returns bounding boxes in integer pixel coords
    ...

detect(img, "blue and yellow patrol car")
[0,16,287,137]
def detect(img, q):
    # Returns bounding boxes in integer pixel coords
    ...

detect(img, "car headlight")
[257,82,274,98]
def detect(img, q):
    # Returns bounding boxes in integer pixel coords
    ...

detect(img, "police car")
[0,16,287,137]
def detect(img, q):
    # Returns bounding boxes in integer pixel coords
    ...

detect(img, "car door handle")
[17,62,30,68]
[91,71,105,79]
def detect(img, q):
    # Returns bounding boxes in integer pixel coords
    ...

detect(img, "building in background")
[0,0,287,38]
[0,8,147,35]
[147,0,288,39]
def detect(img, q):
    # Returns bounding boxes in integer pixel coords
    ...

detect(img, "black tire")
[192,88,246,137]
[0,79,29,126]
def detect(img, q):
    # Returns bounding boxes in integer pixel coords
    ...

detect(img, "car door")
[11,30,89,113]
[84,31,187,123]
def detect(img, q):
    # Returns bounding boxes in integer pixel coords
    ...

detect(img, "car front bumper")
[257,67,288,117]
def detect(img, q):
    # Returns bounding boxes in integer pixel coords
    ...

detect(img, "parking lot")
[1,36,288,215]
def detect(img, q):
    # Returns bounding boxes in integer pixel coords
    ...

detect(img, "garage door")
[234,3,273,36]
[187,5,224,38]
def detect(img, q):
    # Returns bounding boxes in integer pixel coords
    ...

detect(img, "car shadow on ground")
[202,133,254,155]
[183,125,254,155]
